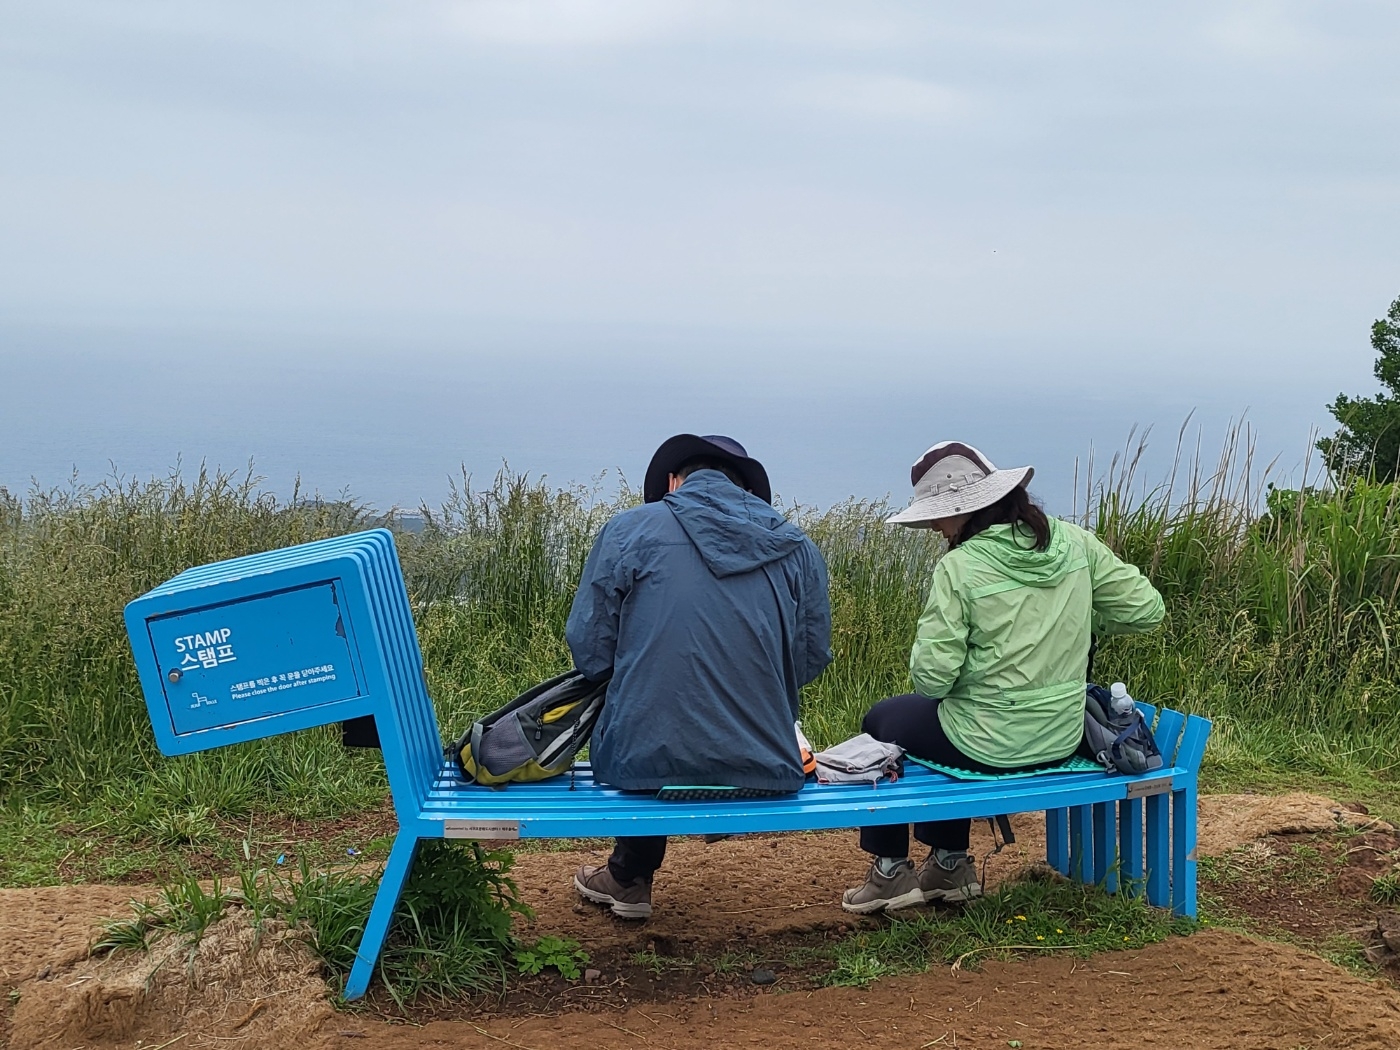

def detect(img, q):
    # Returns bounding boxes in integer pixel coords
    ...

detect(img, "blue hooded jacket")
[565,470,833,792]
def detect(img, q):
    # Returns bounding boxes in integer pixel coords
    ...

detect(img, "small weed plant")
[94,876,236,956]
[1371,869,1400,904]
[515,935,589,979]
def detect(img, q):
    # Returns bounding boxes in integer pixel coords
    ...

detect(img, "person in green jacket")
[843,441,1165,914]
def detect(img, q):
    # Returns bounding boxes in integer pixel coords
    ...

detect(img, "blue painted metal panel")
[125,530,443,817]
[146,581,363,737]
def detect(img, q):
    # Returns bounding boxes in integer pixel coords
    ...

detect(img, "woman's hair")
[954,486,1051,551]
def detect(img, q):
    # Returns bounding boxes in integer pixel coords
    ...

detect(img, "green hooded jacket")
[911,518,1164,768]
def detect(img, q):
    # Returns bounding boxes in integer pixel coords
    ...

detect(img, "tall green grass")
[1081,423,1400,782]
[2,428,1398,824]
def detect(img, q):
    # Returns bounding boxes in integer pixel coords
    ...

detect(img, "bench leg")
[1171,784,1198,918]
[1145,792,1169,908]
[1093,802,1116,892]
[1045,808,1069,876]
[1068,805,1093,885]
[345,830,419,1001]
[1118,798,1144,897]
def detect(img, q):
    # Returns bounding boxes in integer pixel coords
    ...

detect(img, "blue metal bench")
[124,529,1211,1002]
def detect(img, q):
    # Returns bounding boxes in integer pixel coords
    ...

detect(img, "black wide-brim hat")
[643,434,772,504]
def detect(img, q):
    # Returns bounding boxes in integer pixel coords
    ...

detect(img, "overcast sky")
[3,1,1398,510]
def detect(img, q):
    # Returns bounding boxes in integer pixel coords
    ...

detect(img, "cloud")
[1205,1,1317,60]
[438,0,705,47]
[783,73,967,121]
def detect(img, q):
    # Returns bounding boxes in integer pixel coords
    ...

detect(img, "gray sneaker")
[574,864,653,919]
[919,851,982,903]
[841,860,926,914]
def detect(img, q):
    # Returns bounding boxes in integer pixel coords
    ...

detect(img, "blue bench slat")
[1145,791,1170,907]
[1045,808,1069,875]
[1172,784,1198,916]
[1154,708,1186,765]
[414,762,1188,839]
[419,760,1175,808]
[420,761,1173,801]
[354,538,438,795]
[1119,797,1145,895]
[1176,715,1210,772]
[1093,801,1115,891]
[1069,805,1092,883]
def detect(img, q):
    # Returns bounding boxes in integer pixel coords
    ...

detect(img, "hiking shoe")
[574,864,653,919]
[919,851,982,903]
[841,860,925,914]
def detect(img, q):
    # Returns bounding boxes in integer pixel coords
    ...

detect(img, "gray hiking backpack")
[451,670,608,786]
[1083,684,1163,775]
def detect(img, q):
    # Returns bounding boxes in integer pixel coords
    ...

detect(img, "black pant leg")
[858,693,986,855]
[608,836,667,883]
[860,692,1091,856]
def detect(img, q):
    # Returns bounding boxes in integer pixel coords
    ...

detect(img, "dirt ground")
[3,793,1399,1050]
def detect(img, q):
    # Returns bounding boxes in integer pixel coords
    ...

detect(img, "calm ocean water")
[1,319,1333,515]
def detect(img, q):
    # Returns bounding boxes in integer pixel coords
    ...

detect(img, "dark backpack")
[451,670,608,786]
[1083,683,1164,775]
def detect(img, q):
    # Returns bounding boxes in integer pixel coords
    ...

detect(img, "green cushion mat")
[908,754,1102,780]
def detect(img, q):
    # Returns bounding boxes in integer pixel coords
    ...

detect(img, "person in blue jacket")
[567,433,833,919]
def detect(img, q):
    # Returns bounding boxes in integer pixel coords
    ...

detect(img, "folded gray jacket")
[813,734,904,785]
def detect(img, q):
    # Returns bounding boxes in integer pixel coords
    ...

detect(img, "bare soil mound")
[0,885,142,983]
[1197,791,1392,857]
[7,912,332,1050]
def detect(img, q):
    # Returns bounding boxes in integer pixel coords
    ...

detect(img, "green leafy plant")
[515,935,589,979]
[826,950,889,987]
[93,913,155,955]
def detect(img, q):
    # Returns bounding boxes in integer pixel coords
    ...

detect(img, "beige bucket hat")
[887,441,1034,527]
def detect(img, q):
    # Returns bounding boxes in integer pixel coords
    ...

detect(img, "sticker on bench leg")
[444,819,520,839]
